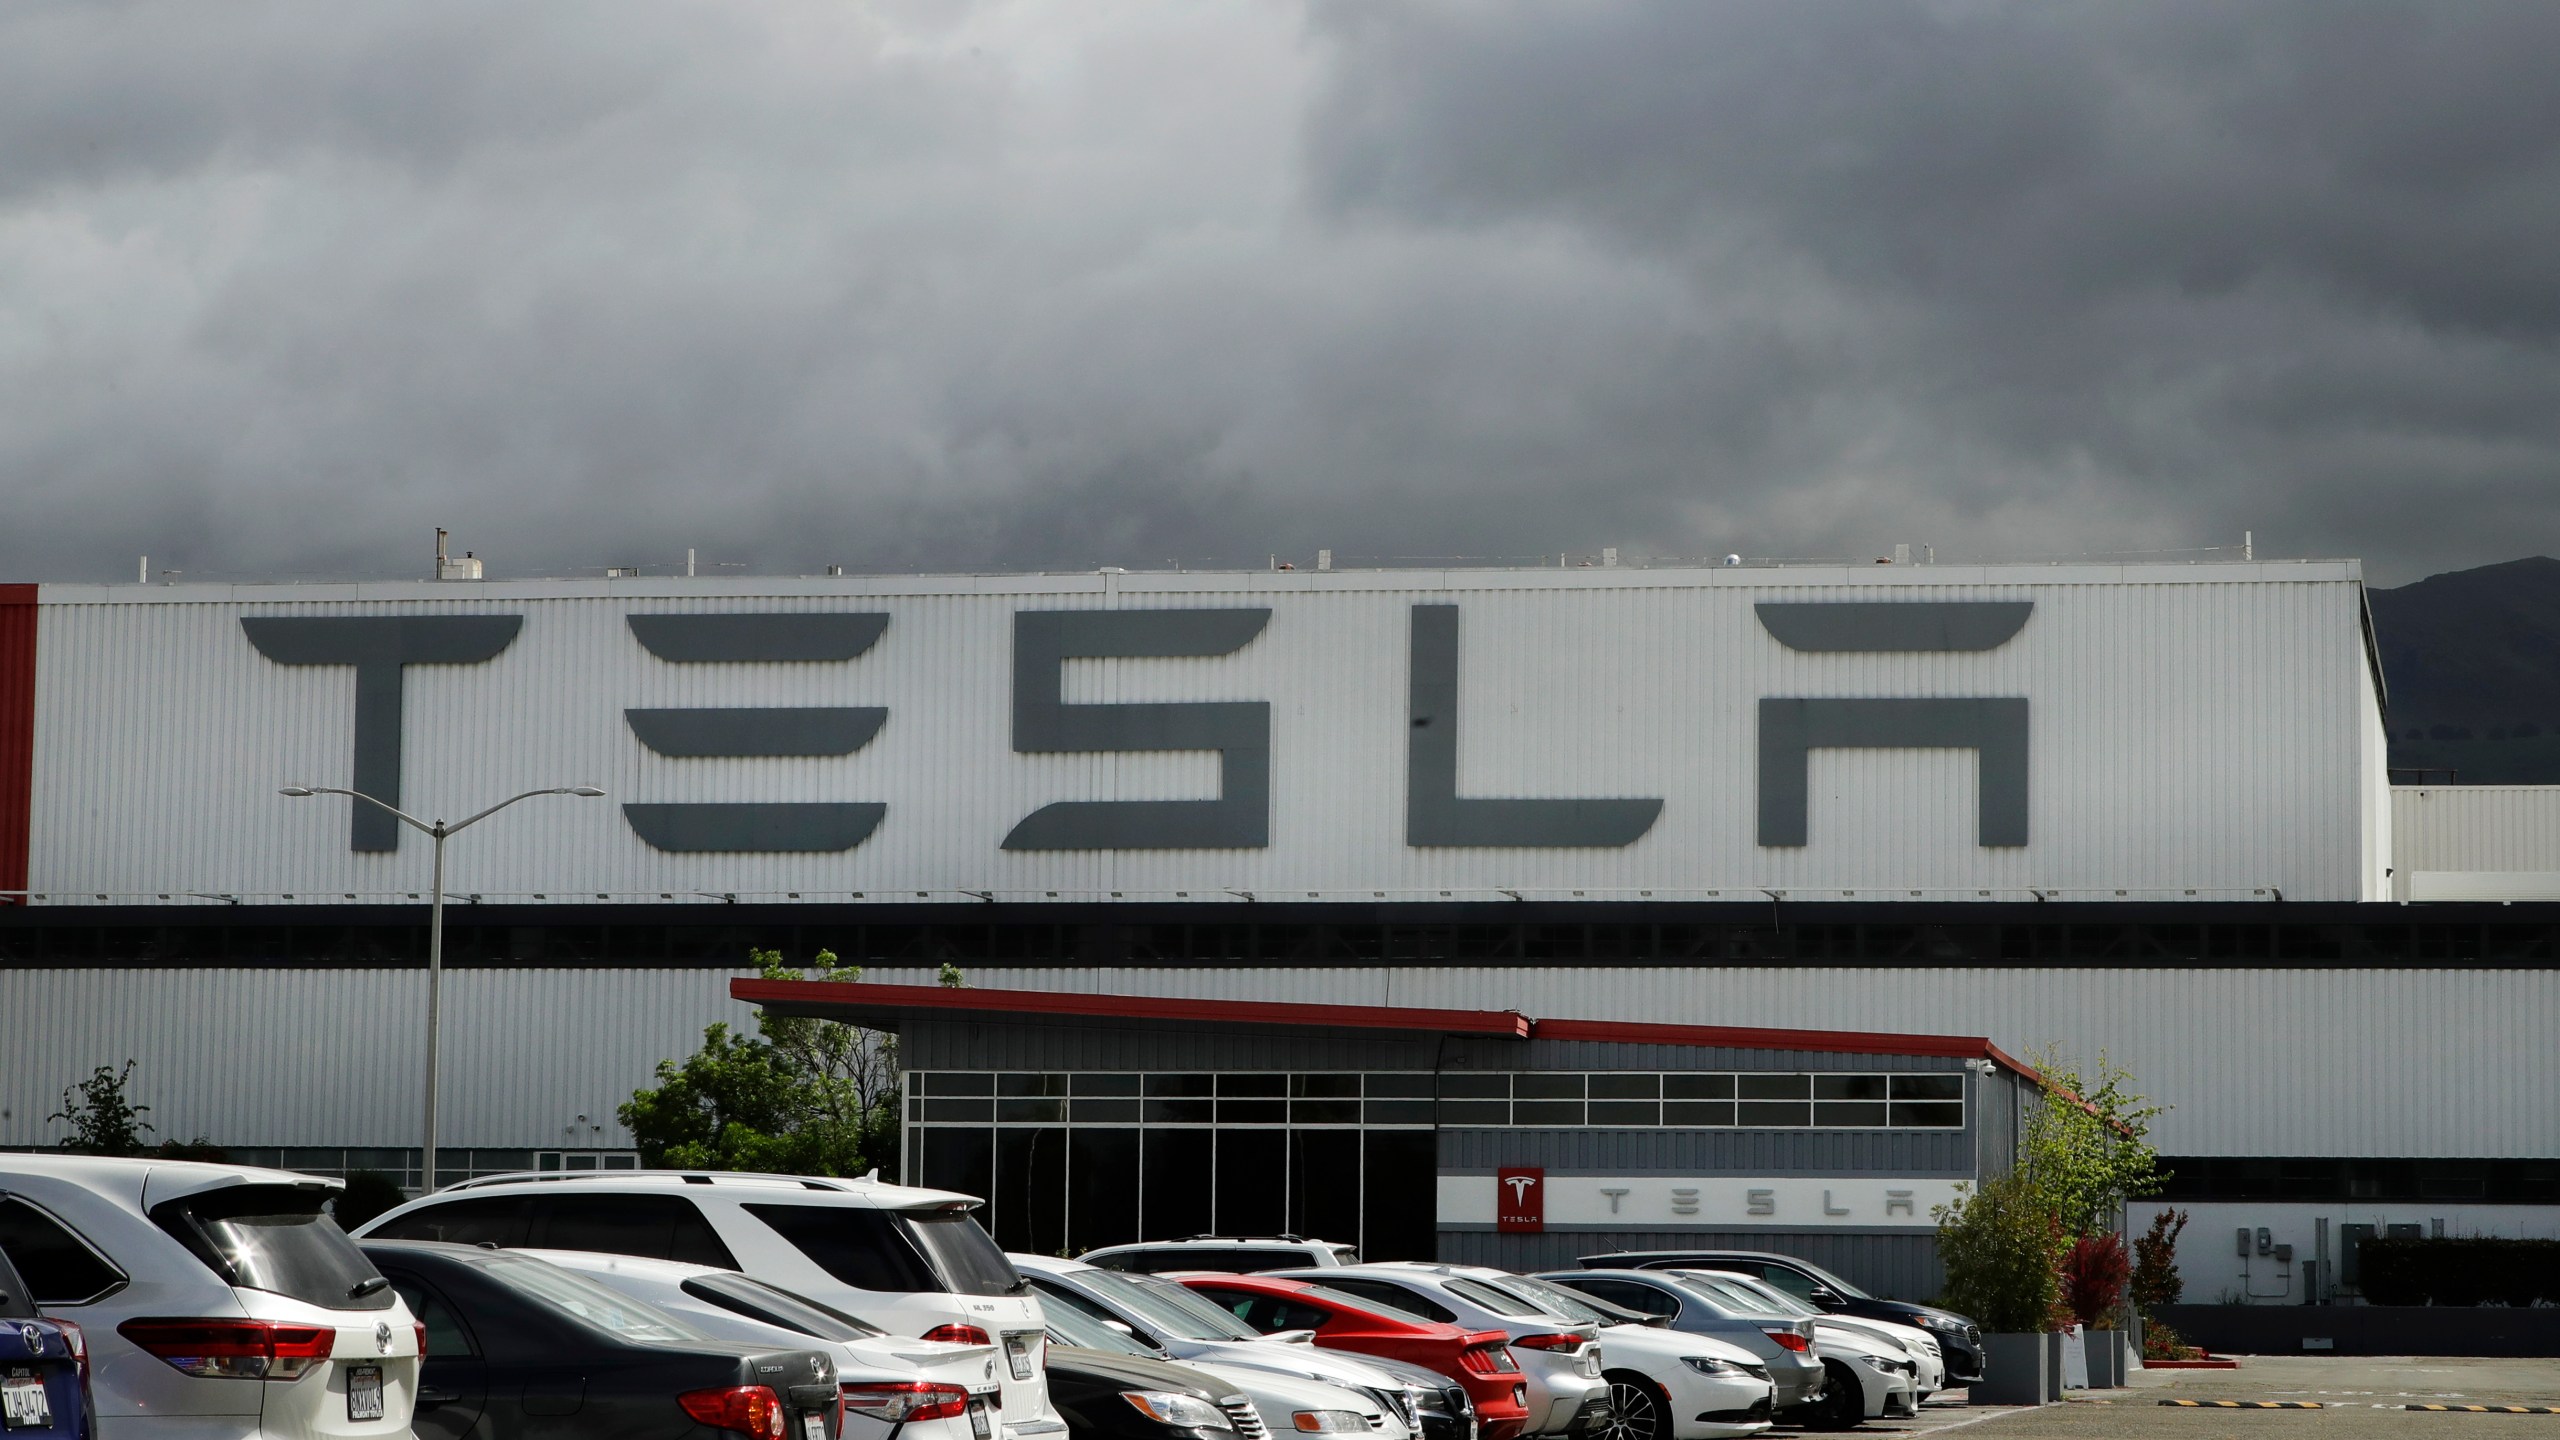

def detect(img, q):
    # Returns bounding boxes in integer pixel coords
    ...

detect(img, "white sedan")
[1461,1271,1774,1440]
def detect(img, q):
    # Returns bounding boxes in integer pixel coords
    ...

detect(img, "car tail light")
[680,1384,789,1439]
[843,1380,973,1423]
[1762,1330,1811,1354]
[118,1319,336,1381]
[1458,1343,1519,1375]
[414,1321,427,1360]
[1509,1333,1584,1354]
[51,1319,87,1382]
[922,1323,992,1346]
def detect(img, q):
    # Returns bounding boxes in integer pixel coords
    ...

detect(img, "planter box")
[2045,1332,2065,1401]
[1971,1332,2050,1406]
[2085,1330,2127,1388]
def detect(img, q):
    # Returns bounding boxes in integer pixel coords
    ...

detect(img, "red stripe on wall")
[0,584,34,902]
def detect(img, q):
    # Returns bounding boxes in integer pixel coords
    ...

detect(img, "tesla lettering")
[253,599,2041,854]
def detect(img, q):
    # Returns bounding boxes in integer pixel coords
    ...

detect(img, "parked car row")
[1,1158,1981,1440]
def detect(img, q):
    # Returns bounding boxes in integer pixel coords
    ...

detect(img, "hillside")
[2370,556,2560,783]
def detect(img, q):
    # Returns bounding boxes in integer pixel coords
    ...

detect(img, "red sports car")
[1174,1272,1535,1440]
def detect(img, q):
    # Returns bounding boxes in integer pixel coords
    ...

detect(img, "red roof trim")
[731,978,1533,1039]
[728,978,2042,1082]
[1530,1017,2044,1085]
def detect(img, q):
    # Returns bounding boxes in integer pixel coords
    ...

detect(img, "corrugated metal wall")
[2394,787,2560,873]
[861,963,2560,1160]
[25,564,2383,904]
[9,961,2550,1160]
[1438,1228,1944,1302]
[0,966,759,1149]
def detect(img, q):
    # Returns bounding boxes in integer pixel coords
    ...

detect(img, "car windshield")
[1441,1276,1557,1319]
[1702,1273,1818,1317]
[157,1185,394,1311]
[1085,1269,1262,1341]
[1488,1275,1609,1325]
[1795,1262,1869,1300]
[1681,1273,1792,1317]
[899,1212,1023,1298]
[1302,1283,1434,1326]
[683,1272,888,1340]
[481,1255,707,1343]
[1045,1296,1162,1358]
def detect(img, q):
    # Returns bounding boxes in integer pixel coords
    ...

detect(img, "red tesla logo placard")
[1497,1166,1545,1233]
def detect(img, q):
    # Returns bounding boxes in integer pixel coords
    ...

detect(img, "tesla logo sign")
[246,599,2031,854]
[1497,1167,1545,1233]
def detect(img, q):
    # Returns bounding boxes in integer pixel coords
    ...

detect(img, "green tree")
[618,948,910,1177]
[1934,1171,2067,1332]
[2020,1047,2168,1238]
[50,1061,154,1155]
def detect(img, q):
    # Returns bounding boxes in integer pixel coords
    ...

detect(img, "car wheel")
[1803,1361,1865,1431]
[1601,1373,1668,1440]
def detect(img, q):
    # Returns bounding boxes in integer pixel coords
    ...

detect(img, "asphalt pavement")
[1773,1357,2560,1438]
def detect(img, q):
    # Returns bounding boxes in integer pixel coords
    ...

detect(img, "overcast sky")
[4,1,2557,586]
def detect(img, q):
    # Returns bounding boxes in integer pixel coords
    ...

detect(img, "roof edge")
[728,978,2042,1082]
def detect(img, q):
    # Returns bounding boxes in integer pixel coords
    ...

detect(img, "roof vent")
[434,528,484,581]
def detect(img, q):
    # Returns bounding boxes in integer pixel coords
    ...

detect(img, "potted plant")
[2063,1233,2132,1387]
[1935,1171,2066,1405]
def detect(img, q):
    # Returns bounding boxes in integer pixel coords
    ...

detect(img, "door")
[387,1275,487,1440]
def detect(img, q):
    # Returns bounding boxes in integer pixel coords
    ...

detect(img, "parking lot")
[1857,1358,2560,1437]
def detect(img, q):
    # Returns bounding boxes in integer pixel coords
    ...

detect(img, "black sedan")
[1042,1335,1258,1440]
[361,1240,842,1440]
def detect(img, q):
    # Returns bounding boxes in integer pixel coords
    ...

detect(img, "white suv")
[0,1155,422,1440]
[354,1170,1061,1440]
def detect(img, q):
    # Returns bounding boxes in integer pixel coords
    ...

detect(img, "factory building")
[2,561,2554,1300]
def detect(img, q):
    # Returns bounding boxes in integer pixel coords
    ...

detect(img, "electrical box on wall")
[2238,1228,2253,1256]
[2340,1223,2378,1287]
[2257,1227,2274,1256]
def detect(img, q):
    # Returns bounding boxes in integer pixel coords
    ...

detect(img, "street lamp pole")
[282,784,604,1193]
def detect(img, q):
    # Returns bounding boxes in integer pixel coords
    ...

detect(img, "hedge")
[2359,1237,2560,1307]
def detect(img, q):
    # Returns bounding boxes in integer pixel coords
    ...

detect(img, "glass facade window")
[903,1065,1967,1255]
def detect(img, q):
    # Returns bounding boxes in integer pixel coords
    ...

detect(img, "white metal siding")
[0,967,759,1149]
[854,964,2560,1162]
[25,563,2383,903]
[7,962,2541,1161]
[2393,786,2560,875]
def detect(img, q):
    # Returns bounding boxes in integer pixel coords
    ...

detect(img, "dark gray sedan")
[1531,1271,1826,1419]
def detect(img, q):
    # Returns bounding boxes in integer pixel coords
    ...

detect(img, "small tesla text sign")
[1497,1167,1545,1233]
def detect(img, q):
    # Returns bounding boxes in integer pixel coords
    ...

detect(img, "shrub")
[2141,1319,2202,1362]
[2062,1232,2131,1329]
[333,1171,411,1231]
[2131,1209,2189,1311]
[2360,1237,2560,1307]
[1935,1171,2066,1333]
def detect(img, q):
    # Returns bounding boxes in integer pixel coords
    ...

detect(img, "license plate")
[1004,1335,1035,1381]
[3,1374,51,1431]
[969,1397,994,1440]
[802,1414,828,1440]
[347,1365,385,1423]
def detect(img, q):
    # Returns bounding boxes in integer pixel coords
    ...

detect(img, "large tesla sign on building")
[2,563,2390,903]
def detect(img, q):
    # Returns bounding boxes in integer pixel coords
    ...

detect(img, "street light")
[282,783,604,1193]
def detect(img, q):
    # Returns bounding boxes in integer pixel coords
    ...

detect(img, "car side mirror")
[1105,1319,1137,1335]
[1809,1287,1840,1305]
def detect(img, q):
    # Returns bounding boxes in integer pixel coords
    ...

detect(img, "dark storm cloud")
[2,2,2557,584]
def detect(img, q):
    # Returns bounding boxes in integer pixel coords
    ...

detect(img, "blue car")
[0,1237,90,1438]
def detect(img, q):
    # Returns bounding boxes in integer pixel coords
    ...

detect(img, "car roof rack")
[439,1169,865,1194]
